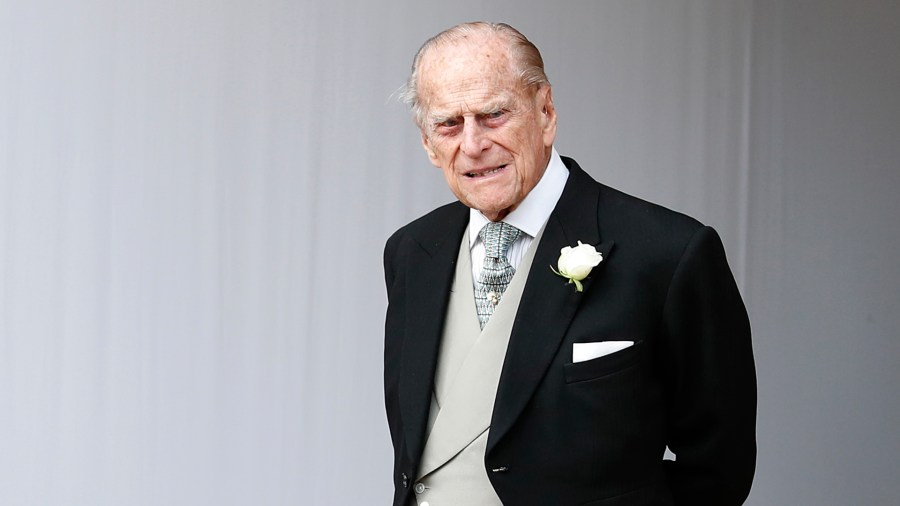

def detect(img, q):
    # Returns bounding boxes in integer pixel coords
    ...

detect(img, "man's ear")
[539,86,558,147]
[421,132,441,167]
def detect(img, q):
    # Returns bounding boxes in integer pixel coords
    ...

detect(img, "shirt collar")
[468,148,569,247]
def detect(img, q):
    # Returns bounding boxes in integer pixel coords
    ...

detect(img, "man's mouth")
[465,164,508,178]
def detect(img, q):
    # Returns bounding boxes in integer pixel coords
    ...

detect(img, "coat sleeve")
[383,229,405,450]
[660,226,757,504]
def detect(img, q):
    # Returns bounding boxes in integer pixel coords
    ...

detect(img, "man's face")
[416,36,557,221]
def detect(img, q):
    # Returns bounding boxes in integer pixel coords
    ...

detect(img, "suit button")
[414,482,426,494]
[421,503,430,506]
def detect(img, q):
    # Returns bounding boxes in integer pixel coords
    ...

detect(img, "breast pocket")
[564,341,643,384]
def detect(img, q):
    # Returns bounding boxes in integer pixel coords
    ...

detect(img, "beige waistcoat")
[413,227,543,506]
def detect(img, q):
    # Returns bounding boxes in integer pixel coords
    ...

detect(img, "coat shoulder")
[596,182,704,240]
[388,200,467,240]
[561,156,704,243]
[559,157,713,275]
[383,200,469,284]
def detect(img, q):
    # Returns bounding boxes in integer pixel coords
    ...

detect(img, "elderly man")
[383,22,756,506]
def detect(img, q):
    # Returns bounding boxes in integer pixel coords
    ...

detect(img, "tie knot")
[479,222,521,259]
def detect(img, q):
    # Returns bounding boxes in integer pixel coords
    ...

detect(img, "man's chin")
[468,201,515,222]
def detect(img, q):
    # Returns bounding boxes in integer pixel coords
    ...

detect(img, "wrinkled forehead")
[416,36,522,106]
[419,34,514,77]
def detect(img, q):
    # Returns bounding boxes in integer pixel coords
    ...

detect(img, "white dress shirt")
[468,148,569,282]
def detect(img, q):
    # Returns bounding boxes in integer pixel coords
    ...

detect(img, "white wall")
[1,1,897,504]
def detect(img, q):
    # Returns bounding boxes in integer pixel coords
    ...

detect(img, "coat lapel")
[398,203,469,467]
[488,158,614,451]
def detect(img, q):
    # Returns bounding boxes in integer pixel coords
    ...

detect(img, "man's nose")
[460,121,491,157]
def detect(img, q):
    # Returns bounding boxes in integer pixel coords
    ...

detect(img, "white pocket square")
[573,341,634,363]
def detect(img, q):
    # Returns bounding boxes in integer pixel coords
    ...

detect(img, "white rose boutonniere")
[552,241,603,292]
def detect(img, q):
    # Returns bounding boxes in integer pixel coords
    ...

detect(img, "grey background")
[1,0,898,504]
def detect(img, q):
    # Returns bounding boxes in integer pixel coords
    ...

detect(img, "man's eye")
[487,110,505,119]
[438,119,460,128]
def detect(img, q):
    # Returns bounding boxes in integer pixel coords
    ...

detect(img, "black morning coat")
[383,157,757,505]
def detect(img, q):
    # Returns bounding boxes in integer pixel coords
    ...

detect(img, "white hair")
[399,22,550,127]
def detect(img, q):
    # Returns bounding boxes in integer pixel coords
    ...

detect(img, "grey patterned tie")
[474,221,521,329]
